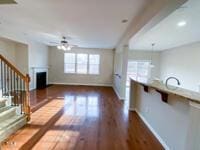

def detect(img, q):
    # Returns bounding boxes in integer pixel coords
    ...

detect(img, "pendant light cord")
[151,43,155,64]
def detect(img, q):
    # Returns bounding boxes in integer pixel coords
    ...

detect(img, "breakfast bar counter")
[130,79,200,104]
[129,78,200,150]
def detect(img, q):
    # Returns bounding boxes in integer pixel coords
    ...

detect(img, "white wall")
[113,48,161,99]
[48,47,114,86]
[113,0,186,100]
[0,38,16,64]
[15,43,29,74]
[0,37,48,90]
[0,38,29,74]
[130,81,190,150]
[28,41,49,90]
[128,50,161,78]
[28,41,48,68]
[113,50,124,98]
[160,42,200,92]
[113,46,129,99]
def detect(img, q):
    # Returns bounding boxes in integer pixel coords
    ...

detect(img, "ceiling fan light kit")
[150,43,155,68]
[57,36,74,51]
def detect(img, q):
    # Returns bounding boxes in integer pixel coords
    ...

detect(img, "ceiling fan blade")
[49,41,59,44]
[0,0,17,4]
[70,44,78,48]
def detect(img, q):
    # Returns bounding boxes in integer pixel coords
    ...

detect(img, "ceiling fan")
[51,36,77,51]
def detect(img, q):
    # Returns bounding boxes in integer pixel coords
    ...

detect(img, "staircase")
[0,54,31,143]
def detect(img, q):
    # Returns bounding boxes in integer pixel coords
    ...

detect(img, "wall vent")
[0,0,17,4]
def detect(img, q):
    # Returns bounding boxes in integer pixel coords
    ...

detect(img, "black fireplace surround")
[36,72,47,89]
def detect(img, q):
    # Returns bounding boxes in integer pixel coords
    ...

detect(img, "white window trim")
[64,53,76,74]
[88,54,100,75]
[76,53,88,74]
[64,53,100,75]
[127,60,151,84]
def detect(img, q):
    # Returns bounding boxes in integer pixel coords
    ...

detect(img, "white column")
[129,80,138,111]
[0,88,1,97]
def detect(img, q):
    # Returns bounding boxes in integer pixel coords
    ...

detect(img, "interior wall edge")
[134,108,170,150]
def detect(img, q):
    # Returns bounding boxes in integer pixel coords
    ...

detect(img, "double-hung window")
[64,53,76,73]
[77,54,88,74]
[64,53,100,75]
[137,61,150,82]
[89,54,100,74]
[127,61,151,85]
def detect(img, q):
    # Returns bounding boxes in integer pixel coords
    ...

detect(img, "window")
[77,54,88,74]
[137,61,150,82]
[127,61,150,85]
[64,53,100,75]
[64,53,75,73]
[89,54,100,74]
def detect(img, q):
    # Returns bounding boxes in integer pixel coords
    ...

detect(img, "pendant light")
[150,43,155,68]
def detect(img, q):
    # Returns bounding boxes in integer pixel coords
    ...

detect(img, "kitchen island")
[129,78,200,150]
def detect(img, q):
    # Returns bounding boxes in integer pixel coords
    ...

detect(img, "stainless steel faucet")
[165,77,181,89]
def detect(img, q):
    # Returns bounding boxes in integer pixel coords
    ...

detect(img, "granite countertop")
[131,78,200,104]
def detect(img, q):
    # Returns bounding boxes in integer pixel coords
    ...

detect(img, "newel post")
[25,74,31,121]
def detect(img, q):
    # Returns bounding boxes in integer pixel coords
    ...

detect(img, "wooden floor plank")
[2,85,164,150]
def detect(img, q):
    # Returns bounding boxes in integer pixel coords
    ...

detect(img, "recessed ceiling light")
[177,21,187,27]
[122,19,128,23]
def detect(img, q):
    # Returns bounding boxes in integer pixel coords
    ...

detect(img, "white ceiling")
[129,0,200,51]
[0,0,149,49]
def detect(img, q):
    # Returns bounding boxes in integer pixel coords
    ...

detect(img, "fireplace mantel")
[31,66,49,70]
[30,67,49,90]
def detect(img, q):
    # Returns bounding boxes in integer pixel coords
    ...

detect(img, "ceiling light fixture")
[57,36,74,51]
[150,43,155,68]
[177,21,187,27]
[57,45,62,50]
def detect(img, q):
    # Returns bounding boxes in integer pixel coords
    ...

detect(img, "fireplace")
[36,72,47,89]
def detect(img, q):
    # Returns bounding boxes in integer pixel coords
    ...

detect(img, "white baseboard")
[48,82,112,87]
[112,85,125,100]
[30,87,35,91]
[135,109,170,150]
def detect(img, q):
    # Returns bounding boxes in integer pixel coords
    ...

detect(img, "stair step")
[0,99,7,108]
[0,106,12,113]
[0,114,25,130]
[0,115,26,142]
[0,107,16,122]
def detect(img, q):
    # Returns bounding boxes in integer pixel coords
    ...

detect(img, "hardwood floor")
[2,85,164,150]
